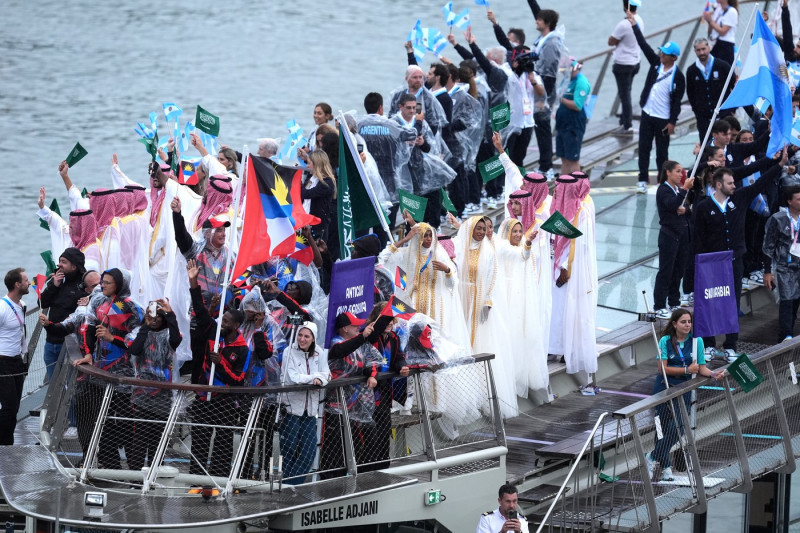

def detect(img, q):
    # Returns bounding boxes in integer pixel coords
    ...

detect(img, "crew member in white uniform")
[476,484,529,533]
[0,268,30,445]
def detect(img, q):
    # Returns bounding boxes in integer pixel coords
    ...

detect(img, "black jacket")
[686,58,734,119]
[633,24,686,125]
[694,163,781,257]
[656,182,690,239]
[40,271,84,344]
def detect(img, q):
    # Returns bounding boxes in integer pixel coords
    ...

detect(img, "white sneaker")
[645,452,655,479]
[661,466,675,482]
[545,168,555,182]
[64,427,78,439]
[782,336,793,343]
[655,308,672,319]
[636,182,648,194]
[487,197,498,209]
[741,277,750,290]
[723,348,738,362]
[704,347,717,359]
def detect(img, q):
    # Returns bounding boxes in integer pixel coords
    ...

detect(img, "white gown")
[453,217,518,419]
[548,196,598,375]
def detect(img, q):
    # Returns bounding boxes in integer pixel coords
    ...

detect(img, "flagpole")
[206,145,248,400]
[336,111,396,244]
[685,4,759,189]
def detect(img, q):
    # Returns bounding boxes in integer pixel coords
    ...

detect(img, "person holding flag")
[548,173,598,386]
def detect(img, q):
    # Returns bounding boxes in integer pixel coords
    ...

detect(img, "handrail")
[72,350,495,395]
[612,336,800,419]
[535,411,610,533]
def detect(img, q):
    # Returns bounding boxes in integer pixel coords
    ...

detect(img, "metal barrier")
[23,305,46,398]
[40,342,504,496]
[603,339,800,532]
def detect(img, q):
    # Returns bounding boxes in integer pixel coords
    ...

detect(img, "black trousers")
[638,112,671,183]
[533,110,553,172]
[743,209,768,275]
[422,189,442,229]
[612,62,640,129]
[711,40,735,67]
[779,298,800,340]
[653,229,689,310]
[445,162,466,216]
[506,127,534,167]
[0,355,25,445]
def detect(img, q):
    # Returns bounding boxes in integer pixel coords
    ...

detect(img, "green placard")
[398,189,428,222]
[65,142,88,167]
[540,210,583,238]
[40,250,56,277]
[39,198,61,230]
[195,105,220,136]
[478,154,505,183]
[489,102,511,131]
[441,188,457,215]
[728,353,765,393]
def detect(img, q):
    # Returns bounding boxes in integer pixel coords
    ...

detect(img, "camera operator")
[502,46,544,168]
[39,247,86,381]
[477,483,529,533]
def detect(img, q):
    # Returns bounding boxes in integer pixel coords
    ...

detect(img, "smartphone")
[357,143,364,154]
[415,102,422,114]
[508,510,517,520]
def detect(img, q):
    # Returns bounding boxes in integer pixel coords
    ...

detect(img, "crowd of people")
[0,1,797,494]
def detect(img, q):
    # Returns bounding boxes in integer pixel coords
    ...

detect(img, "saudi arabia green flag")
[540,210,583,238]
[40,251,56,276]
[337,122,386,259]
[65,142,88,167]
[441,188,457,215]
[139,130,159,162]
[40,198,60,231]
[489,102,511,131]
[479,154,505,183]
[398,189,427,222]
[195,105,220,136]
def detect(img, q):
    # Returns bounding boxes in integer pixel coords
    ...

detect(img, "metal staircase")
[531,339,800,532]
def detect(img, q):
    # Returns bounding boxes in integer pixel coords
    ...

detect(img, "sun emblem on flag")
[779,64,790,83]
[395,302,407,312]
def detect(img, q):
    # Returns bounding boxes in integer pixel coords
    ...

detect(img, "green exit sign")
[425,489,441,506]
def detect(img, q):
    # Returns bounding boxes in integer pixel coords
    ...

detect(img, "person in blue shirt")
[645,309,723,482]
[555,60,591,175]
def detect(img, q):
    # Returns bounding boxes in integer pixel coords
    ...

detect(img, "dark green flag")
[478,154,505,183]
[398,189,428,222]
[540,210,583,238]
[39,198,61,230]
[81,187,88,198]
[138,130,159,162]
[441,188,457,215]
[195,105,220,136]
[40,251,56,277]
[489,102,511,131]
[728,353,765,393]
[65,142,88,167]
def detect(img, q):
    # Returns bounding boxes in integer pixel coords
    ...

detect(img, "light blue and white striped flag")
[442,2,455,26]
[149,111,159,134]
[791,116,800,148]
[453,8,471,29]
[720,14,793,156]
[180,120,195,153]
[163,102,183,123]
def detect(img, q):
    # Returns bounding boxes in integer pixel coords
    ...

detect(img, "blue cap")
[658,41,681,57]
[629,0,642,6]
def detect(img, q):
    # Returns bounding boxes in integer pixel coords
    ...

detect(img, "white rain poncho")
[449,85,485,172]
[357,114,419,203]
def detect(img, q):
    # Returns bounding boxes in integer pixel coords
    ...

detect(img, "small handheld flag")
[178,158,200,185]
[381,295,417,320]
[394,266,408,290]
[489,102,511,131]
[453,8,471,29]
[288,233,315,266]
[195,105,220,136]
[443,2,455,26]
[398,189,428,222]
[478,154,505,183]
[40,251,57,277]
[163,102,183,122]
[65,142,88,167]
[540,211,583,238]
[32,274,47,301]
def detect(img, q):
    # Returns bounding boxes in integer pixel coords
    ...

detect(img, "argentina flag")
[720,14,793,156]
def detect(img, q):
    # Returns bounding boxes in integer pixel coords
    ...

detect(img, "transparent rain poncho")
[394,117,457,196]
[240,290,286,398]
[356,114,419,203]
[326,341,384,424]
[449,87,485,172]
[401,314,473,371]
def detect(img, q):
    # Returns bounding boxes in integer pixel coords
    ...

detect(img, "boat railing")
[39,339,505,497]
[602,337,800,532]
[534,411,611,533]
[21,305,47,399]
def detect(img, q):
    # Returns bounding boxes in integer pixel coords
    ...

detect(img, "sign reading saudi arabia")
[489,102,511,131]
[540,211,583,238]
[195,105,220,136]
[478,154,505,183]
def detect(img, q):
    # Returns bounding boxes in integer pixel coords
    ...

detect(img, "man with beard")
[0,268,30,445]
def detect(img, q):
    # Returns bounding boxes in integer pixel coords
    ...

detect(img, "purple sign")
[693,251,739,338]
[324,257,375,348]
